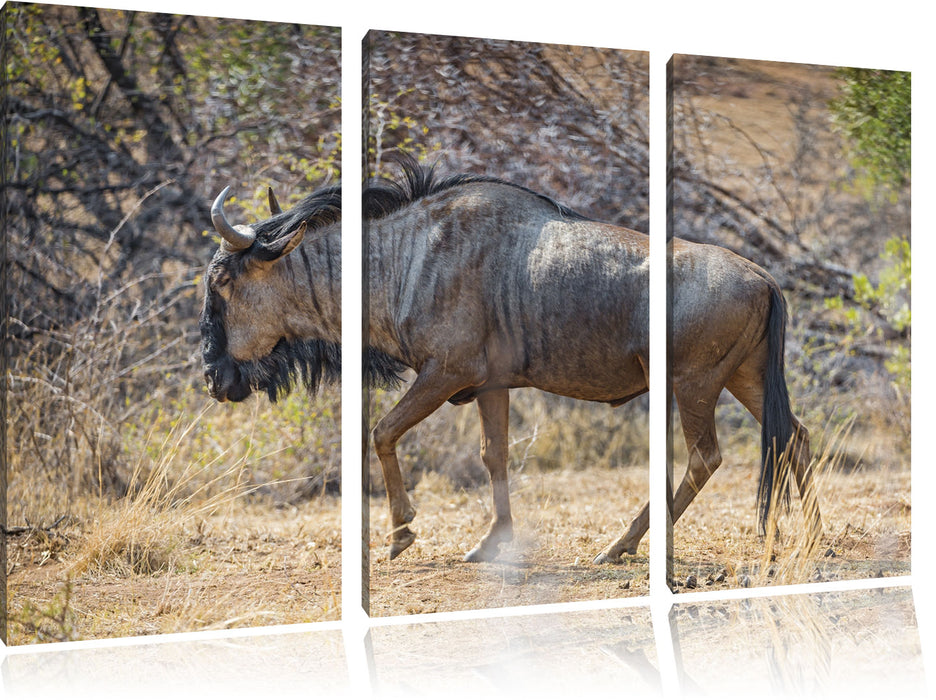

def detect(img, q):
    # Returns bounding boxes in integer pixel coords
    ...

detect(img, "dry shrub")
[66,408,255,578]
[6,253,200,524]
[7,272,341,530]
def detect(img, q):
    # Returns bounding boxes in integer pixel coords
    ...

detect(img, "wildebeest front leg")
[373,363,470,560]
[464,388,513,562]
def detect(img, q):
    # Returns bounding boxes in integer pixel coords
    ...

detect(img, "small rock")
[714,571,726,583]
[686,574,698,589]
[738,574,751,588]
[824,548,836,558]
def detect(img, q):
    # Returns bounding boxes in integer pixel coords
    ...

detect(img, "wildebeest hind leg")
[464,389,513,562]
[594,355,652,565]
[669,394,722,526]
[594,502,650,564]
[373,363,473,559]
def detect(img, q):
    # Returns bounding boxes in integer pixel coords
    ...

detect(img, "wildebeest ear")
[254,222,306,263]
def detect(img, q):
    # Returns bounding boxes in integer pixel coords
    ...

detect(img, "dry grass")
[65,408,252,578]
[671,417,910,592]
[7,497,342,644]
[7,399,342,645]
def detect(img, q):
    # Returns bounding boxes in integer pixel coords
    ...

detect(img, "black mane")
[363,153,590,222]
[253,184,342,242]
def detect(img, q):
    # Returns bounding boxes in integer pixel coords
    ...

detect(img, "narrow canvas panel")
[3,3,342,643]
[362,30,651,615]
[666,54,910,591]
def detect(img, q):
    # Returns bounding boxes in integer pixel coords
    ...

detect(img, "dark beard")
[238,338,342,402]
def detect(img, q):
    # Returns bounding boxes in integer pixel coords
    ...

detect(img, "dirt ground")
[6,497,341,644]
[671,459,911,591]
[367,455,910,616]
[7,452,909,642]
[367,465,650,616]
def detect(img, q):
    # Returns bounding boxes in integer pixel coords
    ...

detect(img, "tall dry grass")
[671,410,910,591]
[66,407,255,578]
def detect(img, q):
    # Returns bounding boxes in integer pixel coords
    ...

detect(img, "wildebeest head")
[200,185,342,403]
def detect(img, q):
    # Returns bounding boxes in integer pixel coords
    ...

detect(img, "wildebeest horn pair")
[210,186,283,250]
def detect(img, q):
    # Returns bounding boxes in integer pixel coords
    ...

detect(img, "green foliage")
[853,236,911,332]
[825,236,910,390]
[829,68,911,198]
[825,68,910,396]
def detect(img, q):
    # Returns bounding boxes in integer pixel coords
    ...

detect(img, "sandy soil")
[367,456,910,616]
[6,497,341,644]
[367,465,651,616]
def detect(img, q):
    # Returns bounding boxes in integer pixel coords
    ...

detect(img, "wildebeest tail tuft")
[758,284,796,532]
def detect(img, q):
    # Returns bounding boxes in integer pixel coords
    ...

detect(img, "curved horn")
[211,186,255,250]
[268,187,282,215]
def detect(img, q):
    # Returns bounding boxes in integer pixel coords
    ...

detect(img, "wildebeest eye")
[208,267,233,291]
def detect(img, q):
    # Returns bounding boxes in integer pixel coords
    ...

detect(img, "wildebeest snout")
[204,359,252,402]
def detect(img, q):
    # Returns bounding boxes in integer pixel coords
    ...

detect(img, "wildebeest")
[200,156,821,566]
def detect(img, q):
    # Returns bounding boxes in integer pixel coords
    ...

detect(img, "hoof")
[463,543,499,563]
[593,551,622,565]
[389,526,416,560]
[463,524,512,563]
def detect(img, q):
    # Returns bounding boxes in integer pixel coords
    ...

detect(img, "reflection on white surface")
[1,587,926,699]
[368,606,659,699]
[2,629,349,700]
[672,586,925,697]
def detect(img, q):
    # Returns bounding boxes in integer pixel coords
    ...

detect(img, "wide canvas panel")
[3,3,342,643]
[2,2,926,696]
[666,54,911,591]
[362,30,651,615]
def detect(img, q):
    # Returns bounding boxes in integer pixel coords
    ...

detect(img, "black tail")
[758,285,796,532]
